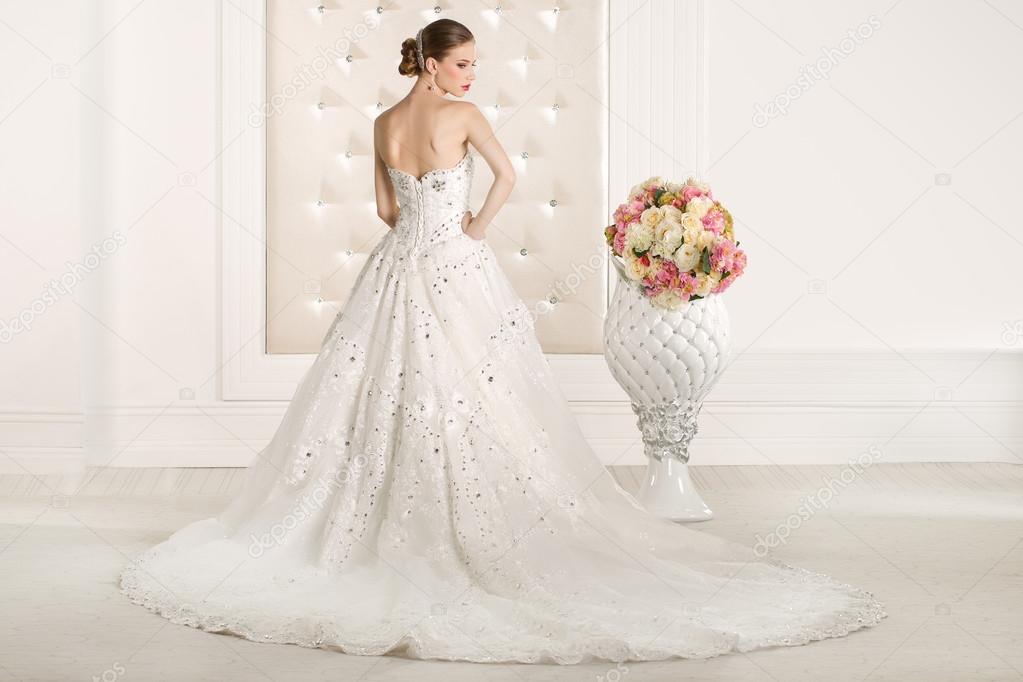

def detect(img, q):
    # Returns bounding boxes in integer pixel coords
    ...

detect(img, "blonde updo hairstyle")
[398,19,475,77]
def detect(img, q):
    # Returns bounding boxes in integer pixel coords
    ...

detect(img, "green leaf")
[700,249,711,274]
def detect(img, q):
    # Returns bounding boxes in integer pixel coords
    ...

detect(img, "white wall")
[0,1,90,474]
[706,0,1023,350]
[1,0,1020,474]
[1,1,229,475]
[607,0,1022,466]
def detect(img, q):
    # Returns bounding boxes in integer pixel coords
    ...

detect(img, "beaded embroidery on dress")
[119,149,886,664]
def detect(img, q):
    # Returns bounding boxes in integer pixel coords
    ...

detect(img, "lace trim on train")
[119,549,886,664]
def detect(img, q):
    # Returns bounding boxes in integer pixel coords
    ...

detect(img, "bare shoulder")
[375,100,409,129]
[447,99,481,119]
[373,107,394,150]
[446,101,487,144]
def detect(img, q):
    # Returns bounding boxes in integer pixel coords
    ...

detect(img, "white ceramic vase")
[602,255,731,522]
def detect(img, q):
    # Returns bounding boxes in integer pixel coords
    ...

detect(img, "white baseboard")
[0,409,84,475]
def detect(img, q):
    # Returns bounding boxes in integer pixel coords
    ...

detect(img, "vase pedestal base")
[637,456,713,523]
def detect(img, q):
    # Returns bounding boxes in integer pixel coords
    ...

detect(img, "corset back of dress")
[387,152,474,254]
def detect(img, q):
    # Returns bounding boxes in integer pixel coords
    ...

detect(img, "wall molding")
[63,397,1022,470]
[64,351,1022,470]
[220,0,313,400]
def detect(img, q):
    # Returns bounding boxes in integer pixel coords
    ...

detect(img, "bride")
[120,18,886,664]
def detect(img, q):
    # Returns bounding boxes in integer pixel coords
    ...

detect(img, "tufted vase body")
[603,255,731,521]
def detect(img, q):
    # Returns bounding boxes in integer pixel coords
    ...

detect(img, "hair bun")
[396,20,475,79]
[398,37,419,77]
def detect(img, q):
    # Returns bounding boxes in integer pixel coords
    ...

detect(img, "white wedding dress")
[120,150,886,664]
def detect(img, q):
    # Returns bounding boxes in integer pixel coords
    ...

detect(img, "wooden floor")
[2,463,1021,681]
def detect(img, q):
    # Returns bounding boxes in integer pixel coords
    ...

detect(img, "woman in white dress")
[119,18,886,664]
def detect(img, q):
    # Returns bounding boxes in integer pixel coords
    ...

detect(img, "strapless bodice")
[386,152,475,254]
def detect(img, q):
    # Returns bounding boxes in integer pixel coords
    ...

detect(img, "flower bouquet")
[604,176,747,310]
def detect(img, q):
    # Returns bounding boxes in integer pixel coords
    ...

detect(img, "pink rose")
[681,185,708,203]
[678,271,699,297]
[642,275,662,296]
[613,229,627,255]
[731,249,747,275]
[712,274,735,294]
[702,207,726,234]
[710,239,737,272]
[654,260,678,286]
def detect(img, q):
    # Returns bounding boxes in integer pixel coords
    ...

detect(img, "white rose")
[650,221,670,257]
[624,251,650,281]
[687,196,714,220]
[680,211,701,230]
[695,272,717,296]
[696,230,716,252]
[673,243,701,272]
[625,222,655,253]
[639,206,662,229]
[657,223,684,258]
[630,176,663,199]
[650,289,685,311]
[685,177,712,193]
[661,205,683,226]
[681,212,702,243]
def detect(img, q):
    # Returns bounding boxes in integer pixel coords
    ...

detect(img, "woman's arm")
[464,103,516,237]
[373,117,398,230]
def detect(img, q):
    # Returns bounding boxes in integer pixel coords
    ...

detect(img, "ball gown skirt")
[119,151,886,664]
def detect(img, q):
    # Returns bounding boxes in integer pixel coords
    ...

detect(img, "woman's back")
[376,95,468,178]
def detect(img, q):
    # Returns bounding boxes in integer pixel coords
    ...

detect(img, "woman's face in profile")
[434,41,477,97]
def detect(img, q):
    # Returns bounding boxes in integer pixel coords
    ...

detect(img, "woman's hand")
[461,210,484,241]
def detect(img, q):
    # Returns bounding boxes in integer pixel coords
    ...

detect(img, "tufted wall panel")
[265,2,609,354]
